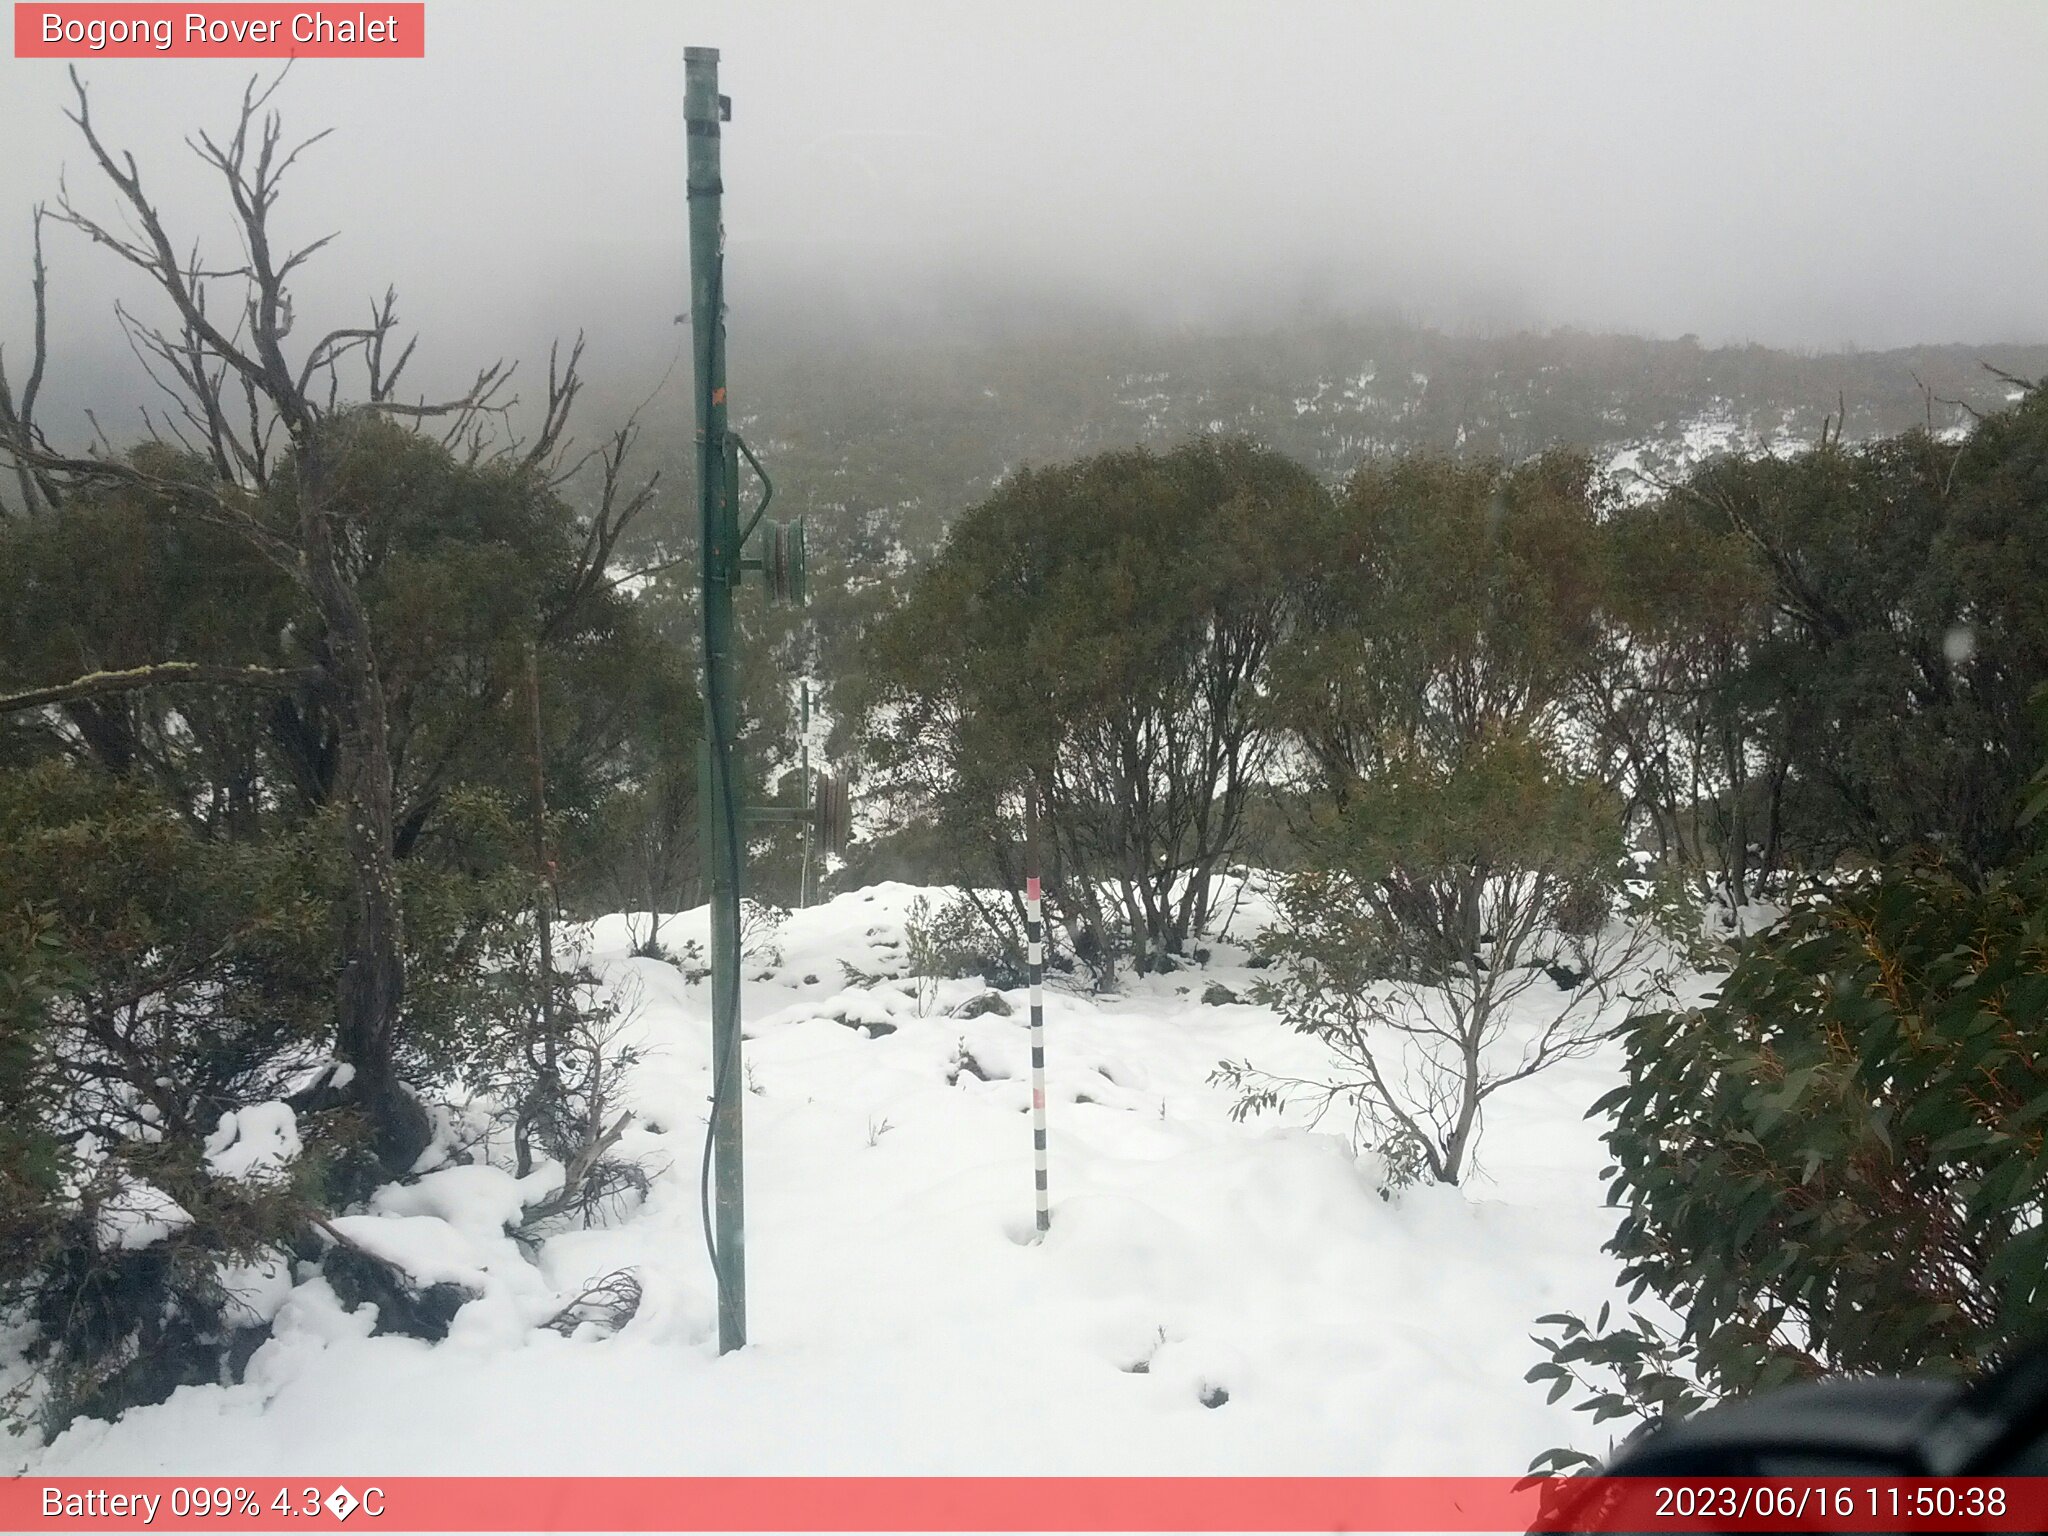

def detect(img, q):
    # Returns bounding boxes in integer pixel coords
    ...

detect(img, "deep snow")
[11,881,1645,1477]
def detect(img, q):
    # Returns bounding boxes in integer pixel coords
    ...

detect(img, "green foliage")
[1666,393,2048,878]
[0,412,703,1430]
[2024,688,2048,838]
[1219,826,1642,1191]
[906,891,1027,990]
[0,758,609,1429]
[552,651,704,944]
[1576,493,1781,905]
[1533,849,2048,1464]
[855,436,1326,981]
[0,760,336,1136]
[0,762,343,1432]
[0,443,297,797]
[1316,730,1624,935]
[1228,452,1646,1187]
[1273,449,1607,784]
[0,907,86,1273]
[0,414,692,860]
[1524,1303,1709,1475]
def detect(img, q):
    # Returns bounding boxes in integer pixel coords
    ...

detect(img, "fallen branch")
[517,1110,634,1229]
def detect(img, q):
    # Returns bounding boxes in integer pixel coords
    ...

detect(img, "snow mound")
[204,1102,302,1183]
[93,1179,193,1253]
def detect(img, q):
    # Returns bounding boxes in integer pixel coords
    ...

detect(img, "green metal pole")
[686,44,745,1354]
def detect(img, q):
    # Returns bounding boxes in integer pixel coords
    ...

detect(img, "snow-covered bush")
[461,973,649,1227]
[908,892,1030,990]
[0,1074,320,1436]
[0,765,619,1432]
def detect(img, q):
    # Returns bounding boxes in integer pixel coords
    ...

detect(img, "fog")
[2,0,2045,428]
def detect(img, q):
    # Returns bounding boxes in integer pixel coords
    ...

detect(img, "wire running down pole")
[1026,782,1051,1237]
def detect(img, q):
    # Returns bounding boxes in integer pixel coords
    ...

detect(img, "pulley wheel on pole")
[760,519,807,606]
[812,771,852,856]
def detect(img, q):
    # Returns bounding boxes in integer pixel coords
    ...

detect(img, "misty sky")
[2,0,2045,420]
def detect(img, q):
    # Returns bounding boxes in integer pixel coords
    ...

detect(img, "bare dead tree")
[0,207,55,516]
[0,70,638,1173]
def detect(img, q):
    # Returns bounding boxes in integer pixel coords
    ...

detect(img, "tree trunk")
[1117,870,1149,974]
[301,443,428,1176]
[1439,1020,1486,1185]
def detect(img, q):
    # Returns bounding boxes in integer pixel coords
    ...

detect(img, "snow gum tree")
[1569,495,1782,910]
[852,436,1326,982]
[1221,451,1659,1185]
[0,74,658,1173]
[1660,395,2048,883]
[0,75,686,1432]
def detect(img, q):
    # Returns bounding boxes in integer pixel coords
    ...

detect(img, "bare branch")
[363,288,416,403]
[520,334,585,474]
[57,67,274,395]
[241,372,275,486]
[540,422,660,641]
[114,302,250,481]
[0,207,59,516]
[368,357,514,427]
[295,322,379,398]
[1980,361,2040,394]
[19,207,50,434]
[273,228,340,287]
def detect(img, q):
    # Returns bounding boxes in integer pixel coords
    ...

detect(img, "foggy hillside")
[563,291,2048,559]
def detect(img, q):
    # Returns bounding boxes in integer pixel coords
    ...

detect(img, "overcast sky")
[2,0,2044,419]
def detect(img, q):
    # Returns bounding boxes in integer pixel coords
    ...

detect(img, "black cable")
[697,245,746,1337]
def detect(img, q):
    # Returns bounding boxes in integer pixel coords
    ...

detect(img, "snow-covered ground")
[1601,404,1810,504]
[12,882,1645,1477]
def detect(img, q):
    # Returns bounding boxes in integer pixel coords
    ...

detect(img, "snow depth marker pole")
[1026,781,1051,1237]
[798,680,814,909]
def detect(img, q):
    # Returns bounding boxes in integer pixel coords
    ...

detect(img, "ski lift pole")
[686,44,745,1354]
[1025,780,1050,1236]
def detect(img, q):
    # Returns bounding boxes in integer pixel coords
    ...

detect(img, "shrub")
[1216,734,1660,1187]
[0,765,605,1430]
[853,438,1327,983]
[1531,850,2048,1468]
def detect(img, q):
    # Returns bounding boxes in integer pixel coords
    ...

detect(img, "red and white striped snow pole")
[1026,782,1051,1236]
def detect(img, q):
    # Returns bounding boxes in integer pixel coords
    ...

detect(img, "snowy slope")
[1600,403,1809,504]
[13,882,1640,1477]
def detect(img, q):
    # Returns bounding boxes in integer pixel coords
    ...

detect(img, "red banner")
[7,1477,2048,1532]
[13,5,424,57]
